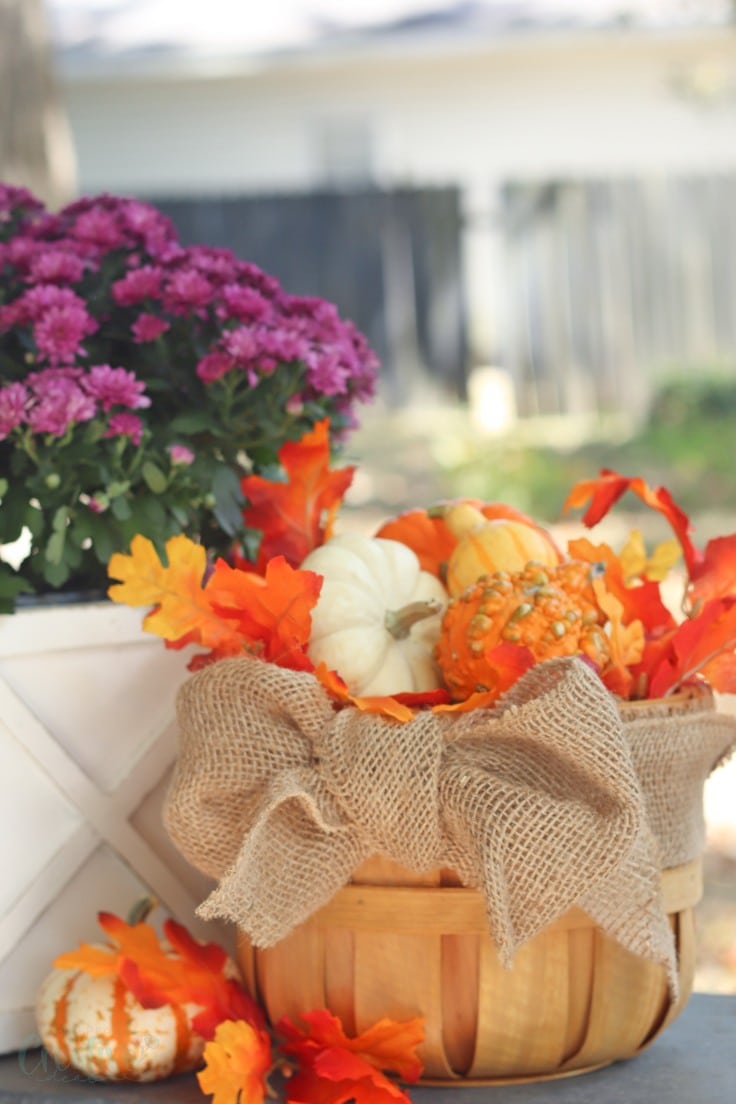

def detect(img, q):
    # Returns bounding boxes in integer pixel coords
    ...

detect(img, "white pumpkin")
[35,961,206,1082]
[301,532,448,696]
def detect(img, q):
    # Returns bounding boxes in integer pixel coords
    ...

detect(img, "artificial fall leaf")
[55,910,264,1042]
[120,917,265,1038]
[568,537,675,636]
[619,529,681,584]
[649,596,736,698]
[198,1019,273,1104]
[283,1059,410,1104]
[278,1011,425,1086]
[433,642,535,709]
[592,577,644,700]
[563,469,701,576]
[592,579,644,670]
[207,555,322,671]
[53,912,169,979]
[241,419,355,571]
[689,534,736,609]
[313,662,452,723]
[107,534,245,656]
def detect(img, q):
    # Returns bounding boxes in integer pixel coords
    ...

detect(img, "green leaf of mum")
[142,462,167,494]
[46,528,66,566]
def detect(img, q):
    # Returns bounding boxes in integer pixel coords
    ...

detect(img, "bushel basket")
[165,656,736,1084]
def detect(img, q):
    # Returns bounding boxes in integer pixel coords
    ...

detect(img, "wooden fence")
[153,179,736,418]
[500,176,736,419]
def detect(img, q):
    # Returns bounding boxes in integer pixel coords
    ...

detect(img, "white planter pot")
[0,601,228,1054]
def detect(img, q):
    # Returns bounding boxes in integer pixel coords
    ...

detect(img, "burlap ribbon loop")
[164,653,736,988]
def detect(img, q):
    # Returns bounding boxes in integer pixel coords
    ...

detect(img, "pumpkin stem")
[126,896,158,926]
[385,599,443,639]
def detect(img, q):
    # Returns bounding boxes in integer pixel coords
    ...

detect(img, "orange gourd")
[443,503,559,596]
[436,561,610,701]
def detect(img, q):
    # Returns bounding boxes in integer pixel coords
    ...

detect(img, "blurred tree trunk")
[0,0,76,208]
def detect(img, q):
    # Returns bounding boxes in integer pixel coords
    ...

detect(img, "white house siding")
[60,30,736,193]
[58,27,736,369]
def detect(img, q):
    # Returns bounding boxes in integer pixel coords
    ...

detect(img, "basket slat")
[353,930,456,1078]
[323,929,356,1035]
[562,927,595,1061]
[440,933,480,1074]
[257,925,326,1021]
[470,927,571,1078]
[560,929,669,1070]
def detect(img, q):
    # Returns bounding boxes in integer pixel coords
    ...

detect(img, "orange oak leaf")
[649,596,736,698]
[278,1009,424,1104]
[206,555,322,671]
[241,419,355,571]
[198,1019,273,1104]
[564,469,701,575]
[107,534,245,655]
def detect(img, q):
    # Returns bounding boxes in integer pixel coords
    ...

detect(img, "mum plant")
[0,183,378,611]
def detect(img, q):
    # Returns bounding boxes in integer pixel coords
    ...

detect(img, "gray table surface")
[0,993,733,1103]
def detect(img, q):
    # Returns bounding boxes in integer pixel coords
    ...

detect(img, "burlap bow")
[164,654,726,983]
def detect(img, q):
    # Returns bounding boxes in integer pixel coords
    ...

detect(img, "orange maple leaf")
[278,1009,424,1104]
[198,1019,273,1104]
[241,419,355,571]
[207,555,322,671]
[564,469,701,576]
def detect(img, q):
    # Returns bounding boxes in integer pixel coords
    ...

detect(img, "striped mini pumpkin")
[35,962,205,1082]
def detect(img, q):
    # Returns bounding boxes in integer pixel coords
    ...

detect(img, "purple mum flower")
[104,412,144,445]
[0,382,28,438]
[27,372,96,436]
[112,265,164,307]
[84,365,151,411]
[131,312,170,343]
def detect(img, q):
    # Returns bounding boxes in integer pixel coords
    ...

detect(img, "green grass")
[441,381,736,528]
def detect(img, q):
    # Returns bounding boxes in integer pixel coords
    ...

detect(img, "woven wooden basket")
[236,852,701,1083]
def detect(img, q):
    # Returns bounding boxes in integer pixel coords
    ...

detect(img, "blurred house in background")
[47,0,736,418]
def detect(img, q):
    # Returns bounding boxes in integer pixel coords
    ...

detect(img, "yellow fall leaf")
[619,529,681,584]
[108,534,243,651]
